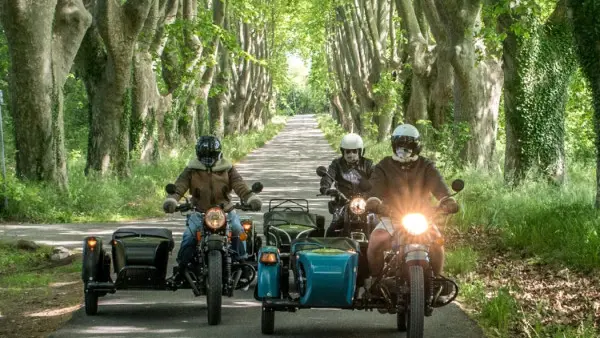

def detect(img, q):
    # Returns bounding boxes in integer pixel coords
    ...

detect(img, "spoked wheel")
[407,265,425,338]
[261,305,275,334]
[84,287,98,316]
[207,250,223,325]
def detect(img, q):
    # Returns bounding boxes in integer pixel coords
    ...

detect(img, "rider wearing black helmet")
[163,136,262,276]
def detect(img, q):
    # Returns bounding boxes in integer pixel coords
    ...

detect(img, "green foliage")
[445,247,479,276]
[0,119,286,223]
[480,288,518,337]
[503,1,577,183]
[566,69,596,161]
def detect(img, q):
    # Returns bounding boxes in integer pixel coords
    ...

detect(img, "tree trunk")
[503,0,575,185]
[85,0,153,177]
[436,0,503,169]
[568,0,600,207]
[0,0,92,189]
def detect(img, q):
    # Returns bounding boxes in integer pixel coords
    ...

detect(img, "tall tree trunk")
[209,41,229,138]
[0,0,92,189]
[85,0,153,177]
[568,0,600,207]
[132,0,178,163]
[437,0,503,169]
[503,0,575,185]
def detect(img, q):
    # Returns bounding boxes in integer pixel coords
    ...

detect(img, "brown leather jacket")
[367,156,451,216]
[168,158,255,212]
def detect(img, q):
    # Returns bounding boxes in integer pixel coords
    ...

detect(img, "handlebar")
[173,201,260,213]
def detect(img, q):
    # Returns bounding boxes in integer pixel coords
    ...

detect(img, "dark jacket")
[168,158,254,212]
[367,156,451,216]
[320,157,374,200]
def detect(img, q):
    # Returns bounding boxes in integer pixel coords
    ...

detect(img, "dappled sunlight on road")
[25,304,82,317]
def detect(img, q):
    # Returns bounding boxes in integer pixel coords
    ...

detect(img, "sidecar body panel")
[110,228,174,288]
[256,246,281,298]
[292,238,358,307]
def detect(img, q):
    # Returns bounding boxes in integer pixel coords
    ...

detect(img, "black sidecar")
[82,227,175,315]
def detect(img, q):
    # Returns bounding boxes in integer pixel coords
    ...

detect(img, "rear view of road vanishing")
[6,115,483,338]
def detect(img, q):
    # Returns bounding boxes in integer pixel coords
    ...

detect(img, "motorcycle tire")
[261,306,275,334]
[84,287,98,316]
[407,265,425,338]
[207,250,223,325]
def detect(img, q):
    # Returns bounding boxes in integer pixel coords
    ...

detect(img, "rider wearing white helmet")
[319,133,374,237]
[364,124,459,306]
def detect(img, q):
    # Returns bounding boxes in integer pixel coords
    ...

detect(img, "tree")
[0,0,92,189]
[76,0,153,177]
[568,0,600,207]
[502,0,576,185]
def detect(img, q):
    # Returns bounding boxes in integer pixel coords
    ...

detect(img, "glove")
[440,197,459,214]
[247,194,262,211]
[319,186,328,195]
[366,197,391,216]
[163,198,178,213]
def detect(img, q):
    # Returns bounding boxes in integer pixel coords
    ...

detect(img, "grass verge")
[0,116,287,223]
[0,241,82,338]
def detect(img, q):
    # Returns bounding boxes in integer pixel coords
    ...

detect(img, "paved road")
[3,115,483,338]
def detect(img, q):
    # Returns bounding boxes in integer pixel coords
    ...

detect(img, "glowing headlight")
[401,213,429,235]
[349,197,367,215]
[242,220,253,232]
[204,207,226,230]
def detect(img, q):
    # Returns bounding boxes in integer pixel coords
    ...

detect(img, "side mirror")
[451,179,464,192]
[252,182,263,193]
[165,183,177,194]
[316,166,328,177]
[358,179,372,192]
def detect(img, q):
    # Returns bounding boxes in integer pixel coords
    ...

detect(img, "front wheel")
[261,306,275,334]
[207,250,223,325]
[407,265,425,338]
[84,287,98,316]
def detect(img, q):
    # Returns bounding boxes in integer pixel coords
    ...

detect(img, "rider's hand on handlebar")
[440,197,459,214]
[247,195,262,211]
[319,186,328,195]
[163,198,178,213]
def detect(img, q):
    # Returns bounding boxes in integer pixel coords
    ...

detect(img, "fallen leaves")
[446,225,600,336]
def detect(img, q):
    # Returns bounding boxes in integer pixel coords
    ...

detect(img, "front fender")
[205,234,226,251]
[256,246,281,300]
[82,236,103,283]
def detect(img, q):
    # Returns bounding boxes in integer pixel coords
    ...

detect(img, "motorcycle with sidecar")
[316,165,374,241]
[81,181,263,326]
[254,178,465,337]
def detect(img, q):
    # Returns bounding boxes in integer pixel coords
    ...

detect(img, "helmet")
[340,133,365,156]
[340,133,364,165]
[391,124,421,157]
[196,135,222,167]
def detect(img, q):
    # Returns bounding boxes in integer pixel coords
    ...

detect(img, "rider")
[319,133,374,237]
[364,124,459,299]
[163,135,262,277]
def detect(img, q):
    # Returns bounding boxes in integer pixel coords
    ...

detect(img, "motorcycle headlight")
[349,197,367,215]
[204,207,226,230]
[401,213,428,235]
[241,220,253,232]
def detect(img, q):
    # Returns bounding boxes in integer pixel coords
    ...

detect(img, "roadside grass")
[0,116,287,223]
[0,241,83,338]
[317,114,600,337]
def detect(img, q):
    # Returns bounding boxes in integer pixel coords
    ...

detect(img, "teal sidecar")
[255,237,366,334]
